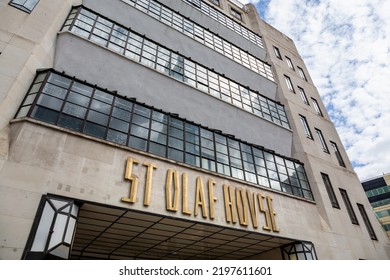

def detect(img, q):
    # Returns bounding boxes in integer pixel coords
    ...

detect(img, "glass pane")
[48,214,67,250]
[109,118,129,133]
[90,99,111,114]
[31,202,55,252]
[63,103,87,118]
[67,91,90,107]
[84,122,106,139]
[107,129,128,145]
[31,106,59,124]
[58,114,84,132]
[48,73,71,88]
[87,110,109,126]
[71,82,93,97]
[128,136,147,151]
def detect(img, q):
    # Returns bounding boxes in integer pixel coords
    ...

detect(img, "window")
[339,189,359,224]
[16,70,314,201]
[321,173,340,208]
[297,66,307,81]
[209,0,220,6]
[298,87,309,105]
[182,1,264,49]
[61,7,283,128]
[9,0,39,13]
[299,115,313,139]
[311,98,323,116]
[273,46,282,59]
[357,203,377,240]
[315,128,329,153]
[285,56,294,70]
[284,75,295,93]
[281,242,318,260]
[230,8,242,21]
[116,0,270,80]
[330,141,346,167]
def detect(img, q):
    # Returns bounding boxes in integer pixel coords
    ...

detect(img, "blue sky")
[241,0,390,181]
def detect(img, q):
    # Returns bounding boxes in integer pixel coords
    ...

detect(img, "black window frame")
[273,46,282,60]
[315,128,329,153]
[285,56,295,70]
[15,69,315,201]
[299,115,313,139]
[330,141,346,167]
[9,0,39,13]
[357,203,377,240]
[298,87,309,105]
[297,66,307,81]
[311,97,323,116]
[284,75,295,93]
[321,173,340,208]
[230,7,243,21]
[209,0,220,6]
[339,188,359,225]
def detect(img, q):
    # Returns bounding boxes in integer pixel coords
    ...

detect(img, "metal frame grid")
[119,0,272,79]
[182,0,264,48]
[281,241,318,260]
[71,202,295,260]
[61,6,284,127]
[14,69,314,200]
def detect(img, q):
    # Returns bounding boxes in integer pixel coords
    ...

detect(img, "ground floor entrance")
[22,195,318,260]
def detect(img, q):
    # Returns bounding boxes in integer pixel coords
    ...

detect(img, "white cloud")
[260,0,390,180]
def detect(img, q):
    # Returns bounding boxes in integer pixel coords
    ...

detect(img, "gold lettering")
[121,157,140,203]
[165,169,179,212]
[258,194,272,231]
[267,196,280,232]
[194,176,208,218]
[143,162,157,206]
[236,188,249,226]
[182,172,192,215]
[208,179,217,220]
[223,185,237,224]
[247,191,259,228]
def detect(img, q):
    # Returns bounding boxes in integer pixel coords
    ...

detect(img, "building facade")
[362,173,390,239]
[0,0,389,260]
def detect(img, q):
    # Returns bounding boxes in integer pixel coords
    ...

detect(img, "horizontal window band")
[15,69,314,201]
[61,6,289,129]
[120,0,270,79]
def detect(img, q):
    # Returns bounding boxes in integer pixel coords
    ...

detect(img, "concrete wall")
[1,121,389,259]
[0,0,81,159]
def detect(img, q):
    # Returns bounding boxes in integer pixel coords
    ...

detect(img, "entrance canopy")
[71,202,295,260]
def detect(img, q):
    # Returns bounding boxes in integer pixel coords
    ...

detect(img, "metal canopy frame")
[71,202,296,260]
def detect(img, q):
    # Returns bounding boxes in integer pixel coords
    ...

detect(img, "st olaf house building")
[1,0,389,260]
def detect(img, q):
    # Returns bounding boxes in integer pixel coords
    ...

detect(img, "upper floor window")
[357,203,377,240]
[284,75,295,93]
[298,87,309,105]
[339,189,359,225]
[330,141,346,167]
[315,128,329,153]
[311,98,323,116]
[209,0,220,6]
[286,56,294,70]
[297,66,307,81]
[299,115,313,139]
[273,46,282,60]
[9,0,39,13]
[230,8,242,21]
[321,173,340,209]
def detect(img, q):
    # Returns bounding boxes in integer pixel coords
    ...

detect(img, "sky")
[240,0,390,181]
